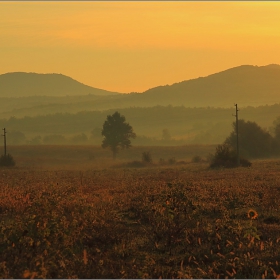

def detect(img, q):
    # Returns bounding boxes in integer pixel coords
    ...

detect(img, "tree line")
[100,112,280,160]
[2,110,280,161]
[1,104,280,145]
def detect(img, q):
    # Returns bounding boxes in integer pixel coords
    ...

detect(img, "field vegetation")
[0,145,280,278]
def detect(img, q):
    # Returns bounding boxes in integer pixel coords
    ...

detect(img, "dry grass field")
[6,144,216,169]
[0,145,280,278]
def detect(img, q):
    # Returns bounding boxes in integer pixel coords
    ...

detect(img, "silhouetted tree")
[225,119,273,158]
[101,111,136,159]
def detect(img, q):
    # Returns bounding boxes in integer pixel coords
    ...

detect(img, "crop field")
[6,144,216,170]
[1,145,280,278]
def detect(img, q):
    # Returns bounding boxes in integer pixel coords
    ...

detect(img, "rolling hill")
[0,72,121,97]
[138,64,280,107]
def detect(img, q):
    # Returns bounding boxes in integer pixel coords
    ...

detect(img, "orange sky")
[1,1,280,93]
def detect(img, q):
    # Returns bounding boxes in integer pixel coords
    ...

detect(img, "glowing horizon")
[1,2,280,93]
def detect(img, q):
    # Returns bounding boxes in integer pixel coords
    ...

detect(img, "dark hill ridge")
[139,64,280,107]
[0,72,121,97]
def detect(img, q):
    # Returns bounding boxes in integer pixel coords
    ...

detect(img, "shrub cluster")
[142,151,153,163]
[0,154,15,167]
[225,119,280,158]
[210,144,251,168]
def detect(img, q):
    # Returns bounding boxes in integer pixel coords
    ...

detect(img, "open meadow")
[1,145,280,278]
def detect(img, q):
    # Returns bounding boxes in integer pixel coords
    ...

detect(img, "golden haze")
[1,2,280,93]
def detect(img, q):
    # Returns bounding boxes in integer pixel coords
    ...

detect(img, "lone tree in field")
[101,111,136,159]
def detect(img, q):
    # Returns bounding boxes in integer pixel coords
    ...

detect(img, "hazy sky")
[1,1,280,93]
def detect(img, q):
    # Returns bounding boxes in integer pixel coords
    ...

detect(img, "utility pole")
[2,128,7,156]
[234,104,240,166]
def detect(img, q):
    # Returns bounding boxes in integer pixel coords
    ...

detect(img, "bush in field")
[191,155,203,163]
[239,158,252,167]
[142,151,153,163]
[0,154,15,167]
[210,143,251,168]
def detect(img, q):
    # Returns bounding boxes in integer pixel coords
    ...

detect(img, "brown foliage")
[0,158,280,278]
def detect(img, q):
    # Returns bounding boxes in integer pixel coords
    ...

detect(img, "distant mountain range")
[0,64,280,110]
